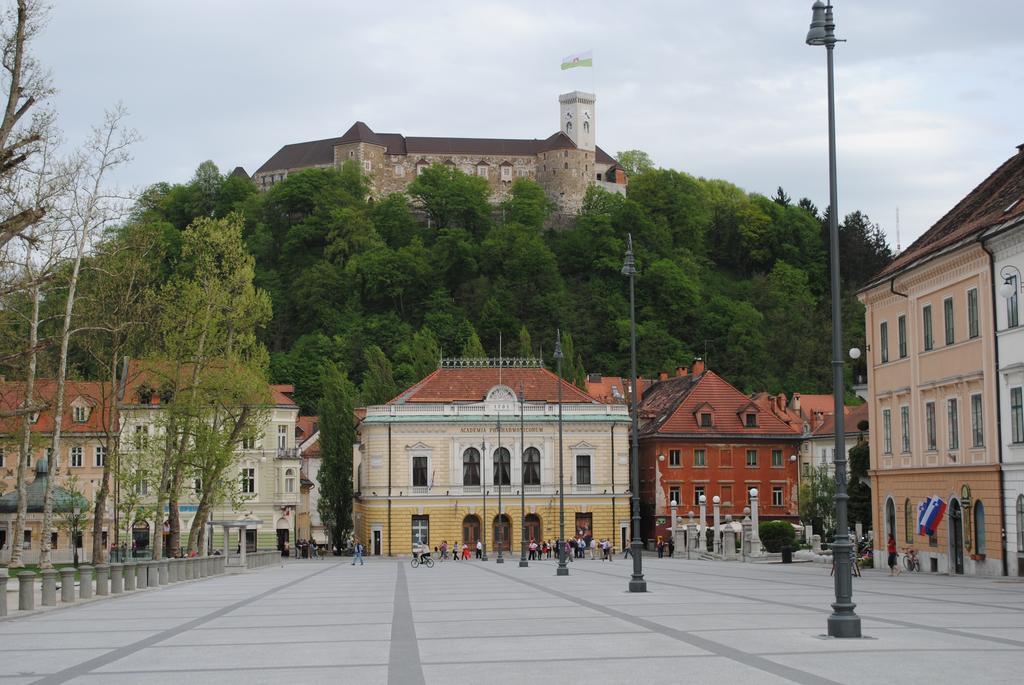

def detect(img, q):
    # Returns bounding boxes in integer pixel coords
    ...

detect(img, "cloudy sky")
[35,1,1024,249]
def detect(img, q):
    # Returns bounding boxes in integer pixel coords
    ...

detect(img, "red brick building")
[636,362,803,539]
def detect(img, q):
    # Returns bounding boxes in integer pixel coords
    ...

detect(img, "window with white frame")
[947,398,959,450]
[417,163,428,175]
[242,435,255,450]
[412,456,428,487]
[501,165,512,180]
[73,405,87,423]
[95,445,106,467]
[923,304,934,350]
[394,164,405,177]
[133,425,149,450]
[900,406,911,452]
[771,449,783,467]
[1012,388,1024,444]
[967,288,979,339]
[694,484,705,503]
[925,401,936,450]
[575,454,591,485]
[669,485,680,505]
[898,315,907,358]
[517,168,528,177]
[363,160,371,172]
[694,449,706,467]
[746,449,757,467]
[668,449,680,466]
[1008,275,1019,328]
[944,297,955,344]
[135,479,148,496]
[880,321,889,363]
[971,393,984,447]
[883,408,892,454]
[285,468,296,493]
[241,467,256,494]
[70,446,83,467]
[476,165,488,178]
[277,425,286,450]
[772,486,783,507]
[411,515,429,546]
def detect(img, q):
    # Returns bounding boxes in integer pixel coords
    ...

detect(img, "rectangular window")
[971,393,984,447]
[745,413,757,427]
[476,165,488,177]
[575,455,591,485]
[947,398,959,450]
[719,448,732,467]
[1013,388,1024,444]
[802,463,810,477]
[501,166,512,180]
[721,484,733,504]
[669,449,680,466]
[967,288,979,339]
[1008,276,1019,328]
[668,486,680,506]
[241,467,255,494]
[277,425,286,449]
[944,297,955,345]
[362,160,371,172]
[412,456,428,487]
[772,486,783,507]
[694,449,706,467]
[771,449,782,467]
[23,530,31,549]
[746,449,757,467]
[925,402,936,451]
[417,164,428,176]
[73,405,86,423]
[136,480,148,496]
[700,413,712,427]
[95,445,106,467]
[517,168,528,177]
[880,321,889,363]
[70,446,83,467]
[693,484,705,504]
[133,425,149,450]
[923,304,934,351]
[393,164,405,177]
[898,315,907,358]
[900,406,911,453]
[242,436,255,450]
[411,515,429,546]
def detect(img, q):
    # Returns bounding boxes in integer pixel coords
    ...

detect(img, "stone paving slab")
[0,556,1021,684]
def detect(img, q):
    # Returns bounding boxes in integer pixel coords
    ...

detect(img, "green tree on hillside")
[318,364,357,549]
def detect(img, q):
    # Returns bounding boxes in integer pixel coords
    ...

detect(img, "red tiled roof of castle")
[639,371,803,437]
[389,366,598,404]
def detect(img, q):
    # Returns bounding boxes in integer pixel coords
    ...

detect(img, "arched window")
[493,447,511,486]
[583,121,590,133]
[904,499,913,544]
[462,448,480,486]
[885,497,896,541]
[974,500,986,555]
[285,468,295,494]
[566,121,573,133]
[523,447,541,486]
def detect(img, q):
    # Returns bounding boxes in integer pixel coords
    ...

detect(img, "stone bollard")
[148,561,159,587]
[185,557,194,580]
[95,564,109,596]
[172,558,182,582]
[0,571,7,617]
[124,562,137,591]
[18,572,35,611]
[686,520,698,560]
[741,508,752,562]
[723,529,737,560]
[811,534,822,554]
[79,565,94,599]
[60,567,76,604]
[41,569,58,606]
[158,559,169,585]
[197,557,206,578]
[136,562,148,589]
[110,563,123,594]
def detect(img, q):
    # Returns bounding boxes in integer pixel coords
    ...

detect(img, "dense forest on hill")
[82,158,892,413]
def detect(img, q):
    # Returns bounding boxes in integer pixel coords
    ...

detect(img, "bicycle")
[903,548,921,572]
[410,554,434,569]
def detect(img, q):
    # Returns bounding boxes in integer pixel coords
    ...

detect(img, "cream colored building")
[353,360,631,556]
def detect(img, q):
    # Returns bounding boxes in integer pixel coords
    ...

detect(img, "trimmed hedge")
[759,520,796,553]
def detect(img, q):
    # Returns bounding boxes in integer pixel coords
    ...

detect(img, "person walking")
[452,541,460,562]
[440,540,448,561]
[476,539,483,559]
[657,536,664,558]
[352,539,364,566]
[528,539,537,561]
[887,533,900,576]
[463,543,471,560]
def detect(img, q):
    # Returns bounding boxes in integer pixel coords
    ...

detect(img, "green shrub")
[759,520,796,553]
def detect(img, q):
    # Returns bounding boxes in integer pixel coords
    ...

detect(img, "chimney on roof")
[691,358,705,376]
[658,371,669,381]
[792,393,801,412]
[1018,142,1024,155]
[588,373,602,383]
[776,393,786,413]
[675,366,687,377]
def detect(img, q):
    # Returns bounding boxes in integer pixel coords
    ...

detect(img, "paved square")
[1,556,1022,684]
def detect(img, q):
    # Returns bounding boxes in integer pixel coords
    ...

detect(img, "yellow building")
[353,359,631,557]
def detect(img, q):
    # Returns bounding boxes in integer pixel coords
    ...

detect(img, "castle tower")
[558,91,595,151]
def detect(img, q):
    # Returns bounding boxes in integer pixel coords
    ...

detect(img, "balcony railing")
[275,447,300,459]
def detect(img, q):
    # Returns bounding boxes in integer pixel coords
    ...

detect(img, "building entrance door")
[276,529,289,551]
[949,499,964,574]
[524,514,542,543]
[372,528,382,556]
[462,515,481,548]
[493,515,511,552]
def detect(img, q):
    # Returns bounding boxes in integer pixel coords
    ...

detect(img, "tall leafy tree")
[360,345,398,405]
[318,363,356,549]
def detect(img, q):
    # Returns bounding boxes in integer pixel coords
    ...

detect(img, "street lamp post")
[497,398,505,565]
[481,436,488,562]
[806,0,861,638]
[622,234,647,592]
[72,506,82,568]
[519,383,528,568]
[555,331,568,576]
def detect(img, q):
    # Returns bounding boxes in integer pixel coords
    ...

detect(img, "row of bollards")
[0,553,255,616]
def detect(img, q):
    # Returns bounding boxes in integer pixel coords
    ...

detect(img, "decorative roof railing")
[439,357,543,368]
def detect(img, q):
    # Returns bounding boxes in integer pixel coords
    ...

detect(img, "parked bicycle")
[410,554,434,569]
[903,547,921,572]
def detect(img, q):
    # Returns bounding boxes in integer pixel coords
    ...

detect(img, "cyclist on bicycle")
[413,538,431,565]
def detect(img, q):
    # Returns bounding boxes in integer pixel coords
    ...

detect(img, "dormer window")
[73,405,87,423]
[700,412,713,427]
[745,413,757,428]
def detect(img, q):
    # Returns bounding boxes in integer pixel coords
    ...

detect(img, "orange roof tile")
[584,375,653,405]
[0,380,115,435]
[390,366,598,404]
[811,403,869,438]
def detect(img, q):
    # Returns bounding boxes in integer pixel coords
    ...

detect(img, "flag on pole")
[917,495,947,536]
[561,50,593,70]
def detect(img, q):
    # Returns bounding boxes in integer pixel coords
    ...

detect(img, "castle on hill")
[253,91,627,214]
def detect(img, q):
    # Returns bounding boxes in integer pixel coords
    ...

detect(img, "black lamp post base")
[556,566,569,576]
[827,611,862,638]
[481,554,488,561]
[628,579,647,593]
[496,556,504,564]
[519,560,528,567]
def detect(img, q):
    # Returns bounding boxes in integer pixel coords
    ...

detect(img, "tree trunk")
[90,354,119,565]
[9,286,40,568]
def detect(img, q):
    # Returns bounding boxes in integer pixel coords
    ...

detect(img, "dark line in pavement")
[28,562,344,685]
[387,562,425,685]
[472,564,841,685]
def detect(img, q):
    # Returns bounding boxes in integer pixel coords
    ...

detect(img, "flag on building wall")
[917,496,947,536]
[561,50,593,70]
